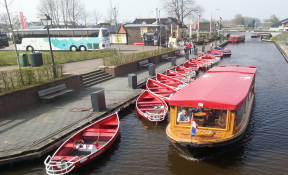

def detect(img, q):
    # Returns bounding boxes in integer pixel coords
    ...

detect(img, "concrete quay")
[274,42,288,62]
[0,40,228,166]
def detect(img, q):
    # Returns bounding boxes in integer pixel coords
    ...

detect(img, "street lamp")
[40,14,55,65]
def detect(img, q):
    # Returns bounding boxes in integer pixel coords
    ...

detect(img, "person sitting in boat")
[194,108,205,113]
[218,110,227,127]
[177,108,192,124]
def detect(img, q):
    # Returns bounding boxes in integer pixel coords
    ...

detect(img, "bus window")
[88,30,99,37]
[50,31,59,37]
[32,31,47,38]
[74,31,87,37]
[59,31,73,37]
[18,31,32,38]
[236,102,245,127]
[102,30,109,37]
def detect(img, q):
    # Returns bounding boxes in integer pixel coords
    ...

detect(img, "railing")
[44,155,80,175]
[147,113,167,121]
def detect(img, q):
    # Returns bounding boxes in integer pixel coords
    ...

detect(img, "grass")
[271,32,288,42]
[0,49,118,66]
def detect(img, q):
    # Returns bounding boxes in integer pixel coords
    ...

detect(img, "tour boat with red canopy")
[166,65,257,157]
[156,73,186,90]
[146,79,177,102]
[229,35,245,43]
[136,90,168,122]
[44,113,120,174]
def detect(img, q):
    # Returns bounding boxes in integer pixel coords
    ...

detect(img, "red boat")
[199,53,220,64]
[207,50,223,58]
[187,60,210,69]
[229,35,245,43]
[146,79,177,102]
[136,90,168,122]
[166,70,194,84]
[175,65,198,74]
[251,33,260,38]
[44,113,120,174]
[214,47,232,56]
[156,73,185,89]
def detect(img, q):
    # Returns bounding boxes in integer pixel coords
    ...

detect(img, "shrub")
[0,65,63,93]
[103,47,174,66]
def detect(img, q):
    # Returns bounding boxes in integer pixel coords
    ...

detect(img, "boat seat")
[52,156,83,161]
[142,97,156,100]
[153,91,173,94]
[85,128,117,133]
[148,87,168,90]
[139,108,164,111]
[137,101,162,104]
[82,132,114,141]
[101,120,118,126]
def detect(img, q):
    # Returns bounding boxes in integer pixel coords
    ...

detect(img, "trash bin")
[19,53,29,67]
[30,52,43,67]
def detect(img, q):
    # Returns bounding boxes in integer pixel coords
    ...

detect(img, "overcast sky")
[1,0,287,24]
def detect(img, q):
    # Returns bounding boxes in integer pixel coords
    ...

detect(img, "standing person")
[186,42,192,54]
[191,41,194,53]
[192,42,196,54]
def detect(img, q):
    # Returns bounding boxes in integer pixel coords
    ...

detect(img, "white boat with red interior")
[44,113,120,174]
[156,73,186,90]
[136,90,168,122]
[146,79,177,102]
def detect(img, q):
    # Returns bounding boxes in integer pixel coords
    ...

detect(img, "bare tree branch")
[91,8,102,25]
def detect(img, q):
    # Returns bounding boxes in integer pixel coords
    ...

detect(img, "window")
[50,31,59,37]
[18,31,32,38]
[115,35,121,43]
[236,103,245,127]
[32,31,47,38]
[88,30,99,37]
[102,30,109,37]
[175,106,227,129]
[59,31,73,37]
[74,30,87,37]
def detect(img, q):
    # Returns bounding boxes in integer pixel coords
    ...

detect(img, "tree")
[106,0,119,25]
[67,0,85,28]
[162,0,204,24]
[37,0,61,27]
[91,8,102,25]
[81,11,89,27]
[248,19,256,27]
[233,14,244,25]
[59,0,70,28]
[264,14,279,27]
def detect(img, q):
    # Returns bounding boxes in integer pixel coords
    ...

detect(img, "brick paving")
[0,41,227,162]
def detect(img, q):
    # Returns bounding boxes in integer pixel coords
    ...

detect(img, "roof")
[271,18,288,28]
[132,17,187,28]
[169,65,257,110]
[90,25,121,33]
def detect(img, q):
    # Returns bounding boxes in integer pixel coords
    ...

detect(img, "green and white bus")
[13,28,111,51]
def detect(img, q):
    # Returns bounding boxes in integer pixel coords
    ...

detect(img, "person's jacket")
[186,44,192,48]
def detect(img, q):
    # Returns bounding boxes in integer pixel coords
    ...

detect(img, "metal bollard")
[128,73,137,89]
[91,90,106,112]
[194,48,198,55]
[215,40,217,46]
[171,56,177,66]
[149,64,155,76]
[185,52,189,60]
[202,45,205,52]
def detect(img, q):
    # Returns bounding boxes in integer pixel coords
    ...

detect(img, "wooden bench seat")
[85,128,117,133]
[139,60,153,69]
[38,84,73,101]
[137,101,162,104]
[52,156,83,161]
[148,87,168,90]
[138,108,164,111]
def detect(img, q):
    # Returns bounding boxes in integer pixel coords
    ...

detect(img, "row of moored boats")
[136,46,231,123]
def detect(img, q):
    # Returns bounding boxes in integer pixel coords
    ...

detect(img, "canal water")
[2,33,288,175]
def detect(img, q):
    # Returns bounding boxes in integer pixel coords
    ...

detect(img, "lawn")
[0,50,118,66]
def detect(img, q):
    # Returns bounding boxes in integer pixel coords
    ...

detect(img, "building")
[132,17,188,38]
[270,18,288,31]
[87,24,128,44]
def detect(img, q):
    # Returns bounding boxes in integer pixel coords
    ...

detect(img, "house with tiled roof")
[270,18,288,31]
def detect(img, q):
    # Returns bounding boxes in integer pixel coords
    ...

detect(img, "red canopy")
[169,66,257,110]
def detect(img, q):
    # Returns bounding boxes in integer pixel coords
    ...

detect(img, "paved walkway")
[0,40,227,162]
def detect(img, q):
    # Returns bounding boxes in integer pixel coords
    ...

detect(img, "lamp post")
[40,14,55,65]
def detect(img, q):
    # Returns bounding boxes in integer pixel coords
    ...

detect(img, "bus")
[0,32,9,48]
[13,28,111,51]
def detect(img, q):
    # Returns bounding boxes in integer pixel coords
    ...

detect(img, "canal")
[1,32,288,175]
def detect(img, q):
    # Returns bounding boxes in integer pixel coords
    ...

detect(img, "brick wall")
[0,75,84,117]
[100,50,179,77]
[127,28,142,45]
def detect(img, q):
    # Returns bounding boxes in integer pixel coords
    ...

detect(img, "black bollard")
[171,56,177,66]
[202,45,205,52]
[149,64,155,76]
[194,48,198,55]
[128,73,137,89]
[91,90,106,112]
[185,52,189,60]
